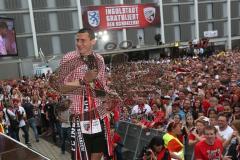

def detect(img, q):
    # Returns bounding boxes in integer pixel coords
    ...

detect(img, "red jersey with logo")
[194,138,223,160]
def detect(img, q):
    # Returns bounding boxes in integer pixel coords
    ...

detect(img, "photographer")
[141,136,170,160]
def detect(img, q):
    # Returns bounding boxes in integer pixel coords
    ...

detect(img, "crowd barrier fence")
[117,121,193,160]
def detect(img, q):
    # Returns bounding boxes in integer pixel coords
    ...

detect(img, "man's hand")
[49,73,60,90]
[84,69,98,82]
[66,80,81,86]
[59,80,81,94]
[231,131,239,138]
[62,70,99,93]
[223,156,232,160]
[109,90,118,96]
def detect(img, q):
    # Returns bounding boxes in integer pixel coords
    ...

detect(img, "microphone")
[81,54,98,70]
[82,54,105,97]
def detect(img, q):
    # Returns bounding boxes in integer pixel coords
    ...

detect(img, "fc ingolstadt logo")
[144,7,156,23]
[88,10,100,27]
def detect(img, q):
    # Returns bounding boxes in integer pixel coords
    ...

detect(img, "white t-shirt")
[215,125,233,140]
[4,107,26,127]
[199,48,204,54]
[17,106,26,127]
[3,108,13,126]
[131,104,152,115]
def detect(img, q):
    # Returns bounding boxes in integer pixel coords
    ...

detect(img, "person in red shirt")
[110,127,123,160]
[143,136,171,160]
[112,99,121,130]
[139,103,165,129]
[188,119,206,159]
[189,119,206,146]
[194,125,231,160]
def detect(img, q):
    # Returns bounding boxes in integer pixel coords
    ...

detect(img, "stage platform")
[0,131,71,160]
[0,133,49,160]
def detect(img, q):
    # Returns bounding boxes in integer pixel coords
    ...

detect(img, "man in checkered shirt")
[50,28,114,160]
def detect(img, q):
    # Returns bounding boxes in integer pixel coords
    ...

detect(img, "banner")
[82,4,160,30]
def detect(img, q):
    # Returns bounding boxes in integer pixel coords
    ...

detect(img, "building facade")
[0,0,239,78]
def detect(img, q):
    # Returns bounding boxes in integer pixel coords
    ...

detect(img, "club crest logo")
[84,123,90,131]
[144,7,156,23]
[88,10,100,27]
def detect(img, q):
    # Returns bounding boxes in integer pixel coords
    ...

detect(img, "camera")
[145,149,152,156]
[144,149,154,160]
[181,126,188,136]
[138,146,153,160]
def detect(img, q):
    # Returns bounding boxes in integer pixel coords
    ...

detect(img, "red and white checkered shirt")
[59,50,107,116]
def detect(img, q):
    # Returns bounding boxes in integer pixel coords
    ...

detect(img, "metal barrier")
[117,121,164,160]
[117,121,193,160]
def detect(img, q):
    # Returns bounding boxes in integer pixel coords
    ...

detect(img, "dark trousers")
[61,127,70,152]
[8,127,19,141]
[27,117,39,141]
[20,125,29,144]
[41,113,49,131]
[49,120,61,143]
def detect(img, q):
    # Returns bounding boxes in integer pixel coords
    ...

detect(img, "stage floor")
[0,130,71,160]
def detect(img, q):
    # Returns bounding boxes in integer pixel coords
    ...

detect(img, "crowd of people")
[0,46,240,159]
[109,49,240,160]
[0,73,108,157]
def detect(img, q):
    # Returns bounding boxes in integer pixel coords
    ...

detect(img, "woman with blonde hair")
[185,113,195,133]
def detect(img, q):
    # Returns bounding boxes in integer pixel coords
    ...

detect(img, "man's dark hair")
[77,28,95,40]
[0,21,7,29]
[167,121,180,132]
[148,136,164,149]
[218,112,229,121]
[204,125,217,134]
